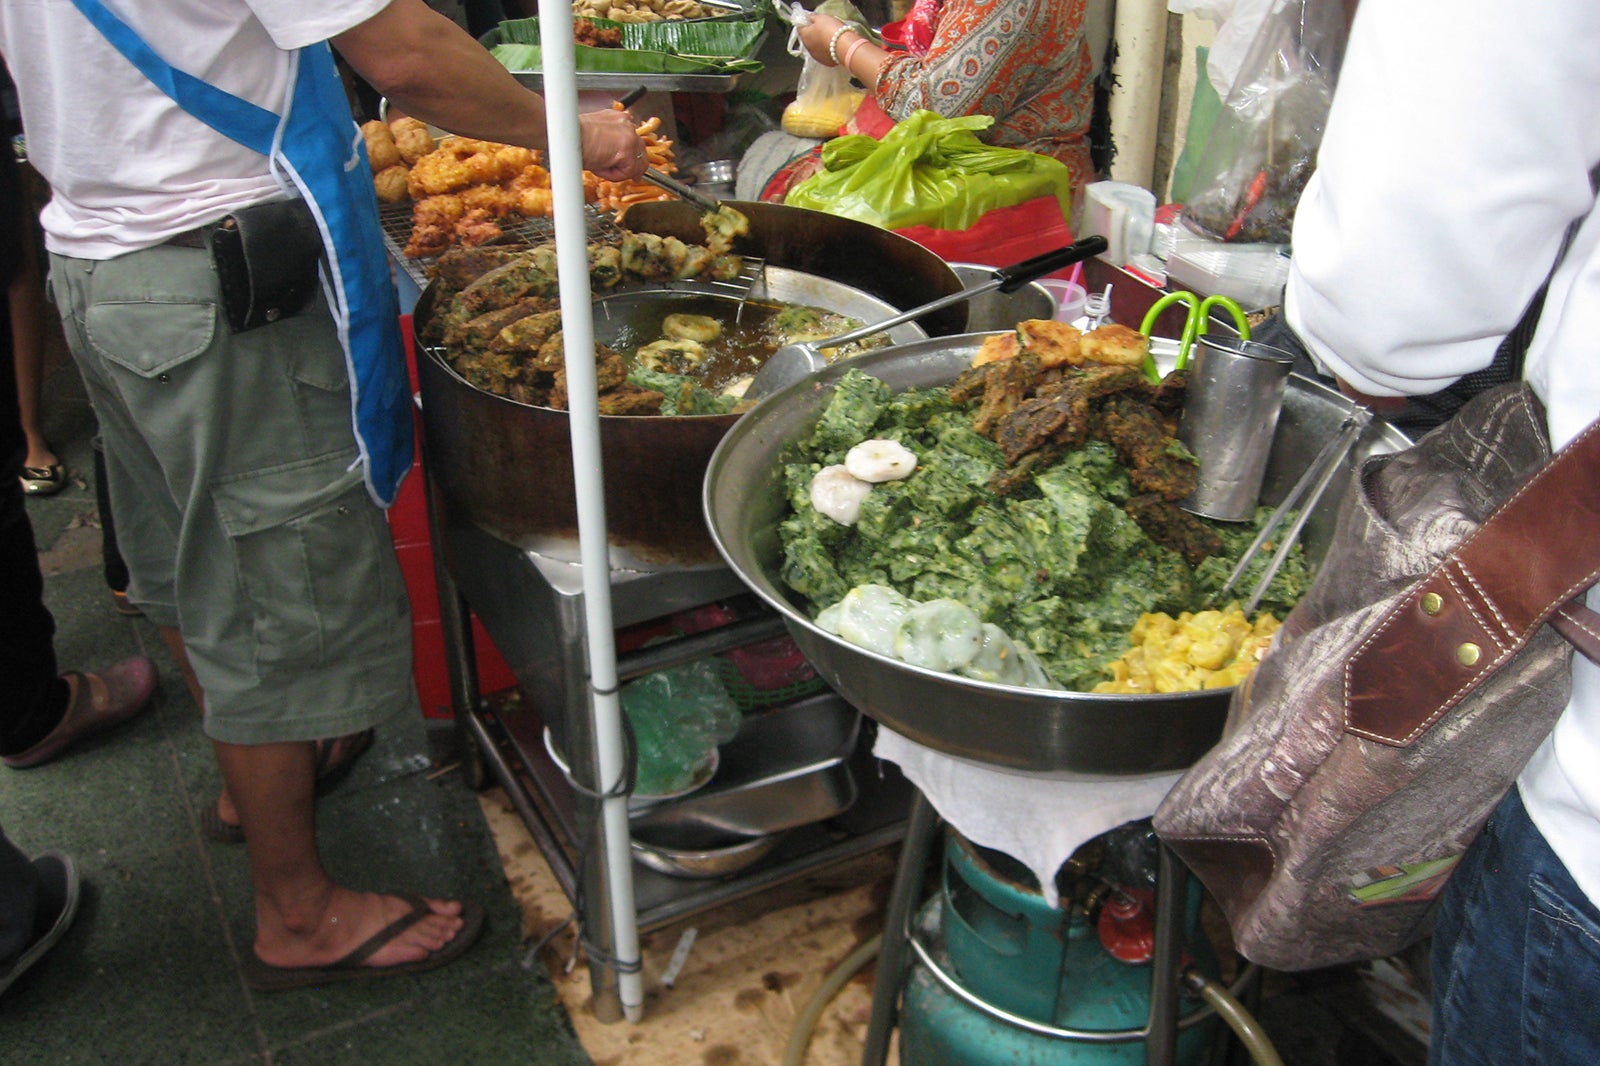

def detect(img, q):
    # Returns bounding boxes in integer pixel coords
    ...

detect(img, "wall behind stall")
[1095,0,1216,203]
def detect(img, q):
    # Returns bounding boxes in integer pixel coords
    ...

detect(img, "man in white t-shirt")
[1285,2,1600,1061]
[0,0,644,989]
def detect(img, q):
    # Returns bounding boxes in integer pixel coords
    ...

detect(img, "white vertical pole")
[535,0,646,1024]
[1108,0,1169,189]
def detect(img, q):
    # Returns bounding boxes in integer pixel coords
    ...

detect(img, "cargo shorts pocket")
[211,451,407,675]
[86,298,218,379]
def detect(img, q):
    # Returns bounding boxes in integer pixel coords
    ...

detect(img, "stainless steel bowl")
[702,335,1412,778]
[630,826,781,879]
[948,262,1056,333]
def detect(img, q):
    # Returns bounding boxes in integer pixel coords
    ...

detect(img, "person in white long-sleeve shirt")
[1285,3,1600,1062]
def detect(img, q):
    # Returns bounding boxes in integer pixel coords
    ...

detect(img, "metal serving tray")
[629,692,860,838]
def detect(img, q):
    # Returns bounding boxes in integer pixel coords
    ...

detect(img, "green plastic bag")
[783,111,1074,232]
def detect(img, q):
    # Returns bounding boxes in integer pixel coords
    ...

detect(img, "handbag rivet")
[1422,592,1443,615]
[1456,643,1482,667]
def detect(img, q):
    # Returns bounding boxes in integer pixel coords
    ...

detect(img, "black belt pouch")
[210,198,324,332]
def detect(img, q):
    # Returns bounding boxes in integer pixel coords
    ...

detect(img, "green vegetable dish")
[777,367,1312,692]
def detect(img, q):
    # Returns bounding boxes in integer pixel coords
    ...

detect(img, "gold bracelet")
[827,24,852,66]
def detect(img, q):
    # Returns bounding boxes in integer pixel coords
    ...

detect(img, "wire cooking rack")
[379,201,764,298]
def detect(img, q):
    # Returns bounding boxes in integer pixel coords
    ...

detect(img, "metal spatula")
[743,236,1109,401]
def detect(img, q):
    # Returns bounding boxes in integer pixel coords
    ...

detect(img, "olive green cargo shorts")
[48,245,417,744]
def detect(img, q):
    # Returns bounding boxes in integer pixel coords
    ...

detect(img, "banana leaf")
[491,41,763,74]
[496,14,764,57]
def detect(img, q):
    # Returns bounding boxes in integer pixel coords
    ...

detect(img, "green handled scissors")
[1138,291,1251,382]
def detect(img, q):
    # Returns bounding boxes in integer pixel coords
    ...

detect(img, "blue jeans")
[1428,786,1600,1065]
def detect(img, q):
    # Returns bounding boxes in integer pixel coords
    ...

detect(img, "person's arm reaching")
[331,0,645,180]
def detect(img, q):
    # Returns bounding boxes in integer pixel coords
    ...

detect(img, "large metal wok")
[702,335,1413,777]
[416,203,966,569]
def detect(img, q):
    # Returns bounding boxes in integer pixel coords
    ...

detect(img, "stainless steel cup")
[1178,335,1296,521]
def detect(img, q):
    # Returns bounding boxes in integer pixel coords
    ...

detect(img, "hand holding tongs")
[614,86,722,212]
[1220,406,1373,614]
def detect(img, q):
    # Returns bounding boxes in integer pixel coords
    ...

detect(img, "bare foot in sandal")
[245,888,483,991]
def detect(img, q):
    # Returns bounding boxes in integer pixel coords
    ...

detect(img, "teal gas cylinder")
[900,831,1218,1065]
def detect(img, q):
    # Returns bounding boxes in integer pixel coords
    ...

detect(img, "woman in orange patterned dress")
[774,0,1096,199]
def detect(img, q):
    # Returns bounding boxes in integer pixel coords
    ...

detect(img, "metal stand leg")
[861,789,942,1066]
[1145,843,1189,1066]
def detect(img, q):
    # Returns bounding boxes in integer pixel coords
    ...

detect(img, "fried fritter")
[1078,323,1150,368]
[1016,319,1084,368]
[971,331,1021,367]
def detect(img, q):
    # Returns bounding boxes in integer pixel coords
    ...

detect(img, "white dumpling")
[808,464,873,526]
[844,439,918,483]
[955,624,1060,689]
[959,623,1028,685]
[817,584,913,658]
[894,598,983,672]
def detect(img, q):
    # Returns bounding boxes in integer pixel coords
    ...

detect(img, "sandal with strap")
[21,463,67,496]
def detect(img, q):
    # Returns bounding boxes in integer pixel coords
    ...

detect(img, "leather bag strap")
[1346,414,1600,745]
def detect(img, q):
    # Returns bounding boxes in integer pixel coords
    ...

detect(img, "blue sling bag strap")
[69,0,414,508]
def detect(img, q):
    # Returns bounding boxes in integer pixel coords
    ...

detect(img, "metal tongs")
[1220,406,1373,614]
[640,166,723,213]
[614,85,724,212]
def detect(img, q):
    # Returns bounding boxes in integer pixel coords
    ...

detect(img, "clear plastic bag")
[1180,0,1349,244]
[782,50,864,139]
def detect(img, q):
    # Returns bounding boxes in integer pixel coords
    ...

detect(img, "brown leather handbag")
[1153,382,1600,971]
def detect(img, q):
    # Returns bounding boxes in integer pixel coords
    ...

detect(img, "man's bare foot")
[254,888,468,971]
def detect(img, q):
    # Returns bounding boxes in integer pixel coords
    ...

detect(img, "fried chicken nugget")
[361,119,402,172]
[389,116,437,165]
[373,164,411,204]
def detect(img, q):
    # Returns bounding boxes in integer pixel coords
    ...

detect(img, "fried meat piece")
[1125,494,1224,566]
[970,354,1043,437]
[1016,319,1084,368]
[988,363,1147,461]
[988,442,1068,496]
[1078,323,1151,368]
[402,211,453,259]
[1093,394,1200,502]
[428,245,526,291]
[598,383,666,415]
[997,392,1075,464]
[490,309,563,356]
[1148,369,1188,419]
[453,208,503,248]
[446,298,552,352]
[455,249,560,316]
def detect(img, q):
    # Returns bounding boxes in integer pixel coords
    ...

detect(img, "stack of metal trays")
[630,692,860,878]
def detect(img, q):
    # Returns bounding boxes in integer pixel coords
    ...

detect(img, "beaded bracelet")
[826,24,852,66]
[841,34,869,71]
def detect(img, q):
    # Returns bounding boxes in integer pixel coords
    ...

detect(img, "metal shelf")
[420,459,910,1014]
